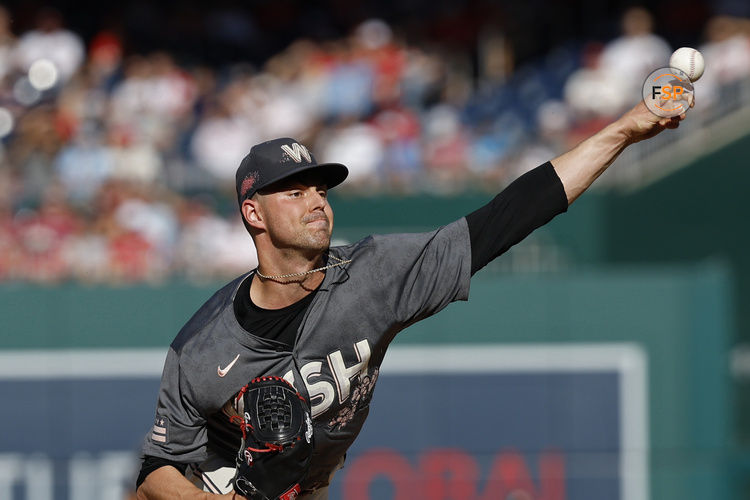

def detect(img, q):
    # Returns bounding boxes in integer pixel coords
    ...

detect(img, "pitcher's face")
[255,174,333,253]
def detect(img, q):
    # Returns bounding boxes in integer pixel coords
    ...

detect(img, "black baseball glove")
[231,376,314,500]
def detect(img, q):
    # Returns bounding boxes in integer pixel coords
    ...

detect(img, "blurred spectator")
[56,69,108,137]
[109,53,196,155]
[477,28,514,89]
[323,40,375,119]
[246,72,315,141]
[467,115,522,188]
[189,80,259,183]
[598,7,672,111]
[54,120,114,204]
[113,187,179,265]
[421,103,471,192]
[174,197,228,281]
[563,42,629,145]
[87,30,124,91]
[353,19,406,109]
[316,120,384,190]
[108,126,164,185]
[175,197,258,282]
[371,106,422,192]
[15,182,80,283]
[9,105,64,201]
[14,7,84,84]
[107,225,160,283]
[61,218,109,283]
[564,9,669,124]
[536,99,573,153]
[697,16,750,106]
[400,46,445,109]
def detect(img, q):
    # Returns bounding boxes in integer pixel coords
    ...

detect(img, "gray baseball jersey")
[142,217,471,491]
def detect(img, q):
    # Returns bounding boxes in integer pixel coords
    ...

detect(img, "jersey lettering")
[300,361,337,418]
[291,340,373,418]
[328,339,371,405]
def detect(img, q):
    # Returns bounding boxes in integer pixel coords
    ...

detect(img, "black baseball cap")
[235,137,349,205]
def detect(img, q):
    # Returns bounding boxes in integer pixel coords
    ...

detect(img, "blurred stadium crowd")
[0,2,748,284]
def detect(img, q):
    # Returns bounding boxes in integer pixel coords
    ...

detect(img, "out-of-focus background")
[0,0,749,498]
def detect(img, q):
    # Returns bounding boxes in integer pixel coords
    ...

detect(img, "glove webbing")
[233,376,307,455]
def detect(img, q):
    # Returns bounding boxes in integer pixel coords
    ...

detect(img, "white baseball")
[669,47,705,82]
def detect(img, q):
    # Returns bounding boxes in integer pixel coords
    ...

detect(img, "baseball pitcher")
[135,100,688,499]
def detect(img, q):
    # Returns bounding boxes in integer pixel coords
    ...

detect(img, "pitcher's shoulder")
[170,273,250,353]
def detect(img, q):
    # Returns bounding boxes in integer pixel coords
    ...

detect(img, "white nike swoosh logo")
[217,354,240,377]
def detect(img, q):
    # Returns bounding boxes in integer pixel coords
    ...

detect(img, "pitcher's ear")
[241,198,264,229]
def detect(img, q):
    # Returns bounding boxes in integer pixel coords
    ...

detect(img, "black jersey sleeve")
[135,454,189,489]
[466,161,568,275]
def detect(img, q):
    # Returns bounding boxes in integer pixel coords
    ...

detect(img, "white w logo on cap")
[280,143,312,163]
